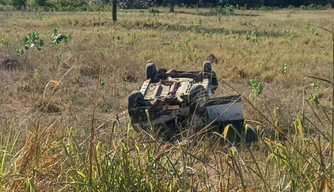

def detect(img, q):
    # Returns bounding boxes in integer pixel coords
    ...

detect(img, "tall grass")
[0,9,333,191]
[0,102,332,191]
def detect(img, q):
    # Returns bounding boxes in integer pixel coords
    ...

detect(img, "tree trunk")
[169,0,175,12]
[112,0,117,23]
[128,0,133,9]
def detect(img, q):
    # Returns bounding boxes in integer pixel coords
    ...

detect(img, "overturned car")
[128,62,254,141]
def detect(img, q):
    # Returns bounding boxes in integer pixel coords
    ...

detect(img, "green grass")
[0,8,333,191]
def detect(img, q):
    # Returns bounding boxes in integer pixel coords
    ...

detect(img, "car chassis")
[128,62,245,138]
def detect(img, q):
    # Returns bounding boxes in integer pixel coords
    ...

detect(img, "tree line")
[161,0,333,8]
[0,0,332,11]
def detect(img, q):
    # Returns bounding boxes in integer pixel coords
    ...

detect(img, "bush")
[119,0,152,9]
[216,4,235,16]
[148,7,159,13]
[47,0,88,11]
[259,6,273,10]
[86,4,110,11]
[10,0,27,10]
[35,0,47,6]
[299,4,331,10]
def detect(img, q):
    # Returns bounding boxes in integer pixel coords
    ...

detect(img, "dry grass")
[0,8,333,191]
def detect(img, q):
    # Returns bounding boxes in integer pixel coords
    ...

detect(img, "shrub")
[216,4,235,16]
[245,31,258,43]
[249,78,263,99]
[16,30,44,56]
[35,0,47,6]
[10,0,26,10]
[47,0,88,11]
[51,28,72,45]
[259,6,274,11]
[148,7,159,14]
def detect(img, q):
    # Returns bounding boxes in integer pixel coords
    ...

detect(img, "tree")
[11,0,26,10]
[169,0,175,12]
[118,0,152,9]
[35,0,47,6]
[100,0,112,4]
[112,0,117,22]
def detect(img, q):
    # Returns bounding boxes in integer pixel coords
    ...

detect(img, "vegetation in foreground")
[0,8,333,191]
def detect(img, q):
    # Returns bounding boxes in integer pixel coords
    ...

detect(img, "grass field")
[0,8,333,191]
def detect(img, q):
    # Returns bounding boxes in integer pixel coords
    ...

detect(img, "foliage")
[2,0,333,11]
[148,7,159,13]
[100,0,112,4]
[10,0,26,10]
[16,48,24,56]
[16,30,44,56]
[309,83,321,104]
[51,28,72,45]
[118,0,153,9]
[0,111,333,191]
[310,82,320,90]
[216,4,235,16]
[245,31,258,43]
[249,78,263,99]
[23,30,44,50]
[34,0,47,6]
[278,62,287,75]
[47,0,88,11]
[309,93,319,104]
[0,125,20,191]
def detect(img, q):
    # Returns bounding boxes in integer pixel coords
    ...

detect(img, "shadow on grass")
[118,21,285,38]
[175,11,260,17]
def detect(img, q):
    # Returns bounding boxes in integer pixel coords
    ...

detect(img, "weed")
[148,7,159,14]
[189,26,196,32]
[184,38,191,46]
[0,37,8,47]
[306,22,317,34]
[216,5,235,16]
[241,21,251,26]
[278,62,287,75]
[51,28,72,45]
[282,29,297,38]
[99,77,105,86]
[16,48,24,56]
[309,83,321,104]
[33,69,41,80]
[112,34,121,41]
[249,78,263,99]
[16,30,44,56]
[310,82,321,90]
[245,31,258,43]
[309,93,320,104]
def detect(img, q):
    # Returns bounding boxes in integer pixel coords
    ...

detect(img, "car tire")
[128,91,144,119]
[189,85,207,115]
[245,128,258,143]
[189,85,206,102]
[203,61,218,93]
[210,72,218,93]
[146,63,157,80]
[203,61,212,73]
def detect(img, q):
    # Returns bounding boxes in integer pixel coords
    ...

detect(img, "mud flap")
[205,95,243,123]
[205,95,257,142]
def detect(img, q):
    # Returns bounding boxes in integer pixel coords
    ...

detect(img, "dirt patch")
[0,53,21,70]
[1,58,21,69]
